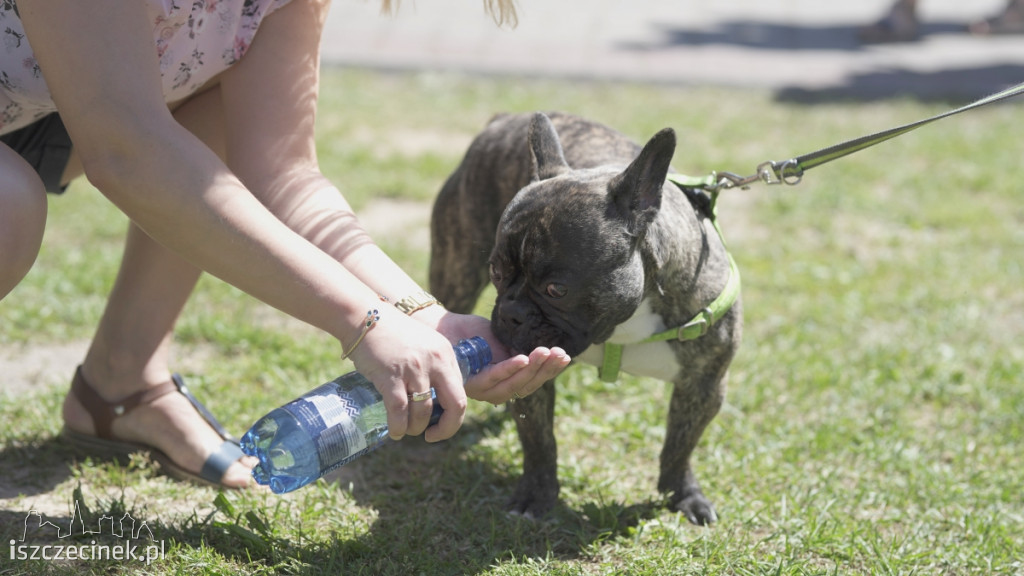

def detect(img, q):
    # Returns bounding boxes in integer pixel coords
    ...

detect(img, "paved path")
[322,0,1024,100]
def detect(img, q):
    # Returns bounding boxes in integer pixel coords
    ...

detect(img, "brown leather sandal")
[60,366,248,489]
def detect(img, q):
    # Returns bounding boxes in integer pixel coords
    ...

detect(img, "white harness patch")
[577,300,682,382]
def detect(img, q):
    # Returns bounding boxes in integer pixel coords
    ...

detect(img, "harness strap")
[599,343,624,383]
[643,253,741,345]
[597,253,740,382]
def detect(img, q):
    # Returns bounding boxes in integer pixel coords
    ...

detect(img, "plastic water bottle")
[240,337,491,494]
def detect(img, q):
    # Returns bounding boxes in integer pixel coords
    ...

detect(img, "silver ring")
[408,390,432,402]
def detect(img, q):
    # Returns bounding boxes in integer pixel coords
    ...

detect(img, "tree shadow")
[619,19,968,54]
[621,19,1024,103]
[774,64,1024,104]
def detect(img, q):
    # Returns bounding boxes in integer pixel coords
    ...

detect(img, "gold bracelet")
[393,290,440,316]
[340,308,381,361]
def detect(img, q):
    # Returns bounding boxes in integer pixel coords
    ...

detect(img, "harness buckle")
[677,307,715,340]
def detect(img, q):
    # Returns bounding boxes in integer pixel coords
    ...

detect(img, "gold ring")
[511,391,522,401]
[408,390,432,402]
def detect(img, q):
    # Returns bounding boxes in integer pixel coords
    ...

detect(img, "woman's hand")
[465,345,570,405]
[415,307,571,405]
[345,308,467,443]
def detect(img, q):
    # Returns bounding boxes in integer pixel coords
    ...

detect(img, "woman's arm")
[217,0,570,406]
[19,0,367,339]
[19,0,465,440]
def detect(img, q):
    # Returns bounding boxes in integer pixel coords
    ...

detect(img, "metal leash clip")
[715,159,804,190]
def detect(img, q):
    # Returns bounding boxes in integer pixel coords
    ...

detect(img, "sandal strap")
[170,373,238,443]
[70,366,177,440]
[199,441,246,485]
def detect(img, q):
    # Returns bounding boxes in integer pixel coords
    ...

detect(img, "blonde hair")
[379,0,518,28]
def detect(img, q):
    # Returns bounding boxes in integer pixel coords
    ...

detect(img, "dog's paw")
[506,492,557,520]
[671,492,718,526]
[506,477,558,519]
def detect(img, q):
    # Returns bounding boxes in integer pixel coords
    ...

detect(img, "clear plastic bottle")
[240,337,492,494]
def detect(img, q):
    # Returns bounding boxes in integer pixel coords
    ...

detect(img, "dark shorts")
[0,112,73,194]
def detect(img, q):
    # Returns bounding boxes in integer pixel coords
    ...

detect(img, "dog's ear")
[608,127,675,236]
[528,112,570,181]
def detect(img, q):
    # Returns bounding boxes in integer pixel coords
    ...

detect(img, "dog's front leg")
[507,378,559,519]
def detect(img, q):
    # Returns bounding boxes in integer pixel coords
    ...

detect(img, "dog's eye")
[546,283,568,299]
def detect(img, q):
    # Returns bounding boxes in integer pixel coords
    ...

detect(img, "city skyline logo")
[10,499,166,565]
[20,500,155,541]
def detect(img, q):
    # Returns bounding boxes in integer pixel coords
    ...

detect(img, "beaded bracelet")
[340,307,381,361]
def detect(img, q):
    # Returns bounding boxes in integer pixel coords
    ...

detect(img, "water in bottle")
[240,337,491,494]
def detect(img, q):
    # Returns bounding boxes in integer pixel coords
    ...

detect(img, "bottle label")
[283,382,369,475]
[306,386,362,428]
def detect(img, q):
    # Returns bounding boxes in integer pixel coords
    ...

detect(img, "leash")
[669,80,1024,197]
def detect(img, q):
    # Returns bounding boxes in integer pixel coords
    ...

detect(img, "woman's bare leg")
[0,143,47,301]
[61,87,254,487]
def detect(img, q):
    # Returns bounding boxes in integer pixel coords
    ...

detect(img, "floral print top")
[0,0,293,135]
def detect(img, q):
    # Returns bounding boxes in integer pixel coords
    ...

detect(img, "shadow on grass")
[330,413,665,570]
[167,411,668,575]
[0,435,76,500]
[0,413,673,574]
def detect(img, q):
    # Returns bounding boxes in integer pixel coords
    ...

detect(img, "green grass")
[2,68,1023,575]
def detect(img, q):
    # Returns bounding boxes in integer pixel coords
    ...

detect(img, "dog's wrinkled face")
[488,113,676,357]
[489,171,646,356]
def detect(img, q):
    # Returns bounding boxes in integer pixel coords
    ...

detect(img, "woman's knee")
[0,146,48,298]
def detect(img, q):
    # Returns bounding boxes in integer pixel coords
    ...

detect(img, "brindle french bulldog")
[429,112,741,525]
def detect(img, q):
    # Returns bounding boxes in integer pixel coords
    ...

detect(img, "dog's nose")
[498,299,528,328]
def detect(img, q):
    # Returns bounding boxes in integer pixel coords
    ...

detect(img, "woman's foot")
[62,367,255,488]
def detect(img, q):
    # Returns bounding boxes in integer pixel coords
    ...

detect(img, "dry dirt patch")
[1,341,90,397]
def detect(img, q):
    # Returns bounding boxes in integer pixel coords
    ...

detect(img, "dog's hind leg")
[658,358,729,526]
[428,185,493,314]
